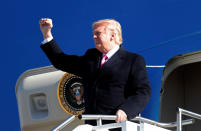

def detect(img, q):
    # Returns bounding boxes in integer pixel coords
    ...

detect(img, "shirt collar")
[104,45,120,60]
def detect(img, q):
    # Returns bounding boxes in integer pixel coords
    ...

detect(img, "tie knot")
[102,55,108,60]
[100,55,108,68]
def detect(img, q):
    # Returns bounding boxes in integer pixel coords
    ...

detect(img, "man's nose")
[93,34,97,39]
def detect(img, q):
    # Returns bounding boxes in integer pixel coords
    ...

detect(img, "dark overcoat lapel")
[95,47,125,81]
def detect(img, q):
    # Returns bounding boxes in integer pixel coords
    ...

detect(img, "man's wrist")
[43,33,53,39]
[42,36,53,44]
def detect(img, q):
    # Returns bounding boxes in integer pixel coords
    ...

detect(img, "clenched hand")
[39,18,53,39]
[116,109,127,123]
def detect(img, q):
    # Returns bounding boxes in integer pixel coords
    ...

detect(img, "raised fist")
[39,18,53,39]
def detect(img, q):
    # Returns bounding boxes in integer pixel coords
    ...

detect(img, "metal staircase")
[52,108,201,131]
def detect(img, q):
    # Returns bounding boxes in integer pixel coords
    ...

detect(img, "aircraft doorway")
[159,51,201,131]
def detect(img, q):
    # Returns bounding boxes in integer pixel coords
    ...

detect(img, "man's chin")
[95,44,101,49]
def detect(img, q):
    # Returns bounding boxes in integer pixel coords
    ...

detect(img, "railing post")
[97,118,102,126]
[139,122,144,131]
[177,108,182,131]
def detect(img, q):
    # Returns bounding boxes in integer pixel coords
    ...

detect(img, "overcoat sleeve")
[119,55,151,120]
[40,39,84,76]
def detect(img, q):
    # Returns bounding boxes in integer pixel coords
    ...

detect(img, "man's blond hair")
[92,19,123,45]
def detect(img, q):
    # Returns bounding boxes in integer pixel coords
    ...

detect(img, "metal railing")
[52,113,195,131]
[80,114,194,128]
[132,116,194,128]
[177,108,201,131]
[52,115,76,131]
[79,115,117,126]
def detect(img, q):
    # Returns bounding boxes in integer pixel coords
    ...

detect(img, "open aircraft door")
[159,50,201,131]
[15,66,84,131]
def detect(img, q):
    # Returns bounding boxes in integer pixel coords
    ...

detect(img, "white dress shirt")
[41,37,53,44]
[103,45,120,62]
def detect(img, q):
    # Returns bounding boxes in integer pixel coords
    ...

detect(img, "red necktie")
[100,55,108,68]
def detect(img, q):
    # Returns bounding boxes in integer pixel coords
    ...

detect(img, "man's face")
[93,23,116,54]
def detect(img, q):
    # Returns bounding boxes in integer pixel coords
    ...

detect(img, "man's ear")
[110,32,116,41]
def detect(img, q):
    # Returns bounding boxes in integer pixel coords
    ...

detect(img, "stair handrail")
[177,107,201,131]
[52,113,195,131]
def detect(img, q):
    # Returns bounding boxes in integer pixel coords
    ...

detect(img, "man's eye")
[96,32,101,35]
